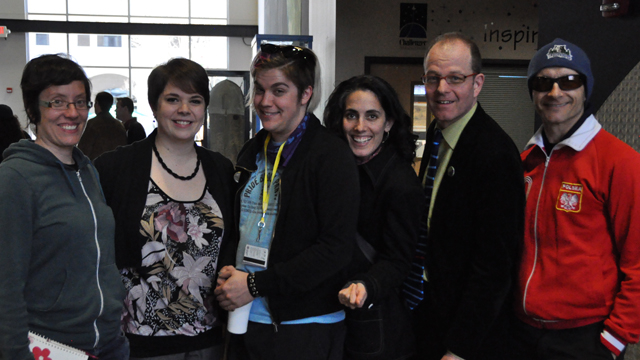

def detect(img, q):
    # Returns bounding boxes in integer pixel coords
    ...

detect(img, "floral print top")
[121,180,223,336]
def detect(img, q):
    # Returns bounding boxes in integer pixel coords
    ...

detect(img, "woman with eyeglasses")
[0,54,129,359]
[324,75,424,360]
[214,44,359,360]
[94,58,236,359]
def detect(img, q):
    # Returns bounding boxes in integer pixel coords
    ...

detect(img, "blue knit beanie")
[527,38,593,100]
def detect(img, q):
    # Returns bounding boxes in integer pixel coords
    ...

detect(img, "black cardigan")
[231,114,360,323]
[94,129,237,270]
[349,144,425,306]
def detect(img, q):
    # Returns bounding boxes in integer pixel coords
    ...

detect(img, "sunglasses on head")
[258,43,316,66]
[531,74,584,92]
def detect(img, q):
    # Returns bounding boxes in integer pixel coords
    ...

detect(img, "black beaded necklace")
[152,141,201,181]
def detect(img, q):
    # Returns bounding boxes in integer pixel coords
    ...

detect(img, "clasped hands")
[214,266,254,311]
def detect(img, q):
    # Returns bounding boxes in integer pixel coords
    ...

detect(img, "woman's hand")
[338,282,368,309]
[214,266,254,311]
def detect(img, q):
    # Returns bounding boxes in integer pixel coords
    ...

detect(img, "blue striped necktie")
[403,128,443,310]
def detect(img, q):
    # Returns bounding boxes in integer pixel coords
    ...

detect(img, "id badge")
[243,244,269,268]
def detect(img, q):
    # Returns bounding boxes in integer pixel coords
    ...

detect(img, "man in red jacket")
[513,38,640,359]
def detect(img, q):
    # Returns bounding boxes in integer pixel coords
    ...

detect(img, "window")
[97,35,122,47]
[26,0,230,135]
[77,34,90,46]
[35,33,49,45]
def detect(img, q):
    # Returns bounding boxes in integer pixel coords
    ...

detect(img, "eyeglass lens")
[422,74,475,86]
[55,101,88,109]
[531,75,583,92]
[41,100,91,109]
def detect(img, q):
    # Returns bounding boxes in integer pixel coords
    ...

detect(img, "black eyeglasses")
[39,99,93,110]
[259,43,316,66]
[530,75,584,92]
[422,73,478,87]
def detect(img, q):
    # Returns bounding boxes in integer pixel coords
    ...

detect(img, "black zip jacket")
[231,114,360,323]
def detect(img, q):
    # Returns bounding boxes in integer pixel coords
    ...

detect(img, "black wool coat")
[416,104,525,360]
[230,114,360,323]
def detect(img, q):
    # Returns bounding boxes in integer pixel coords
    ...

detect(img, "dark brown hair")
[324,75,417,162]
[117,97,134,114]
[20,54,91,126]
[147,58,210,112]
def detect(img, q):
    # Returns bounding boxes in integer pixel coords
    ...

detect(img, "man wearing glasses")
[511,39,640,359]
[408,32,524,360]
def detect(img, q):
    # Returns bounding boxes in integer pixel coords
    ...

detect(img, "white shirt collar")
[524,114,602,153]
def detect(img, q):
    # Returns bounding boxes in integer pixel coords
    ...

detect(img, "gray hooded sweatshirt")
[0,140,124,360]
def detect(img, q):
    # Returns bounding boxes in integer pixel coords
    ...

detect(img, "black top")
[349,144,424,306]
[126,117,147,144]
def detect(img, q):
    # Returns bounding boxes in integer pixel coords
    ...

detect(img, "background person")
[512,38,640,360]
[116,96,147,144]
[324,74,424,360]
[0,104,27,159]
[78,91,127,160]
[94,58,236,360]
[0,54,128,360]
[405,32,525,360]
[214,44,359,360]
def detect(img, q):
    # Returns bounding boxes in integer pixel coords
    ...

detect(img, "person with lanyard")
[214,44,360,360]
[0,54,128,359]
[94,58,236,359]
[324,75,424,360]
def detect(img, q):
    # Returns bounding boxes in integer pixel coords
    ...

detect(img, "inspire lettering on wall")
[483,25,538,51]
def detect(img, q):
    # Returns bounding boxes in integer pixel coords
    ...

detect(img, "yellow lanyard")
[259,134,286,231]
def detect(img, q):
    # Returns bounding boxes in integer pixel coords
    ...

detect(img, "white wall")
[336,0,539,83]
[228,0,258,71]
[309,0,335,119]
[0,0,28,127]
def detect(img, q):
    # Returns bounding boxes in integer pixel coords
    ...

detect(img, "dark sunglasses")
[259,43,316,66]
[531,74,584,92]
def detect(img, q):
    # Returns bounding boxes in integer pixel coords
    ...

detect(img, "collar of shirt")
[439,102,477,151]
[525,114,601,154]
[426,103,478,227]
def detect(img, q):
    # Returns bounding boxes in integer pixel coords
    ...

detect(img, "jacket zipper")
[522,152,551,316]
[234,165,254,236]
[263,298,279,332]
[76,171,104,348]
[264,177,281,332]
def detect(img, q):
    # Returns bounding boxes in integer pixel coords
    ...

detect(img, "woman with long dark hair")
[325,75,425,360]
